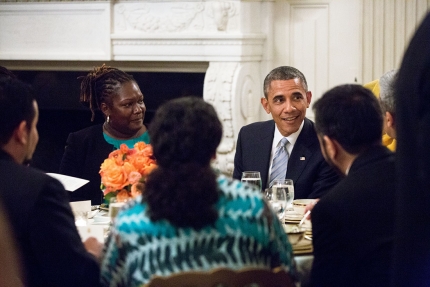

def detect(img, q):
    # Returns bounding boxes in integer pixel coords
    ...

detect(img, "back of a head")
[145,97,223,230]
[0,78,35,146]
[313,84,383,154]
[263,66,308,98]
[379,69,398,114]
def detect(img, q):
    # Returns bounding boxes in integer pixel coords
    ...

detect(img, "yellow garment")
[363,79,396,151]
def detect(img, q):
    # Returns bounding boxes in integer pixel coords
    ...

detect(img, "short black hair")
[263,66,308,98]
[313,84,383,154]
[0,78,35,145]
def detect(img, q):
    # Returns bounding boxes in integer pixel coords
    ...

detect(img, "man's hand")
[83,237,103,262]
[304,198,320,219]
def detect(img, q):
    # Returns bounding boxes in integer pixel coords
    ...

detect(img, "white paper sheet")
[76,225,106,242]
[70,200,92,212]
[46,173,89,192]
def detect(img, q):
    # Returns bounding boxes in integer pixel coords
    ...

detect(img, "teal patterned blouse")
[100,175,295,287]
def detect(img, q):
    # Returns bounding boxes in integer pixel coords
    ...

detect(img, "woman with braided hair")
[60,65,149,205]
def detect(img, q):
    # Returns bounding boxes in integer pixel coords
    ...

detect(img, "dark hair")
[79,64,135,121]
[263,66,308,98]
[144,96,223,230]
[0,66,17,79]
[313,84,383,154]
[0,78,35,145]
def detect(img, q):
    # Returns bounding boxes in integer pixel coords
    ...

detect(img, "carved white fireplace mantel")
[0,0,271,175]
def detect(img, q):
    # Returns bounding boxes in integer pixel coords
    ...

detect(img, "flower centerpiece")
[99,142,157,204]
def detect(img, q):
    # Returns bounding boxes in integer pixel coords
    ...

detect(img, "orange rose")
[100,142,157,202]
[128,171,142,184]
[100,158,128,190]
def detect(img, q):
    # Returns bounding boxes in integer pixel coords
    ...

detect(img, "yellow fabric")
[382,133,396,151]
[364,79,396,151]
[363,79,380,98]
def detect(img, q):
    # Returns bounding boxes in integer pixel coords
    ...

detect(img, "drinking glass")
[108,197,126,223]
[73,211,88,226]
[271,179,295,211]
[241,171,262,191]
[264,187,287,221]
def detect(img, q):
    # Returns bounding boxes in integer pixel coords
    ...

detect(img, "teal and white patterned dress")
[100,175,295,287]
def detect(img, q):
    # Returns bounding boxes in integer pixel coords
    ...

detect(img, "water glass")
[271,179,295,211]
[73,211,88,226]
[264,187,287,221]
[241,171,262,191]
[108,197,126,223]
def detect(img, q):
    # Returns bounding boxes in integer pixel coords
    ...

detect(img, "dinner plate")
[292,199,316,206]
[291,237,313,255]
[93,214,110,223]
[285,213,302,220]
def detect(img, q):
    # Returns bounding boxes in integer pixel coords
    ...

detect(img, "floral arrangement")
[99,142,157,204]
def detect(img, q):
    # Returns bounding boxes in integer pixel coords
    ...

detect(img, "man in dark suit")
[310,84,396,287]
[0,75,102,286]
[233,66,339,199]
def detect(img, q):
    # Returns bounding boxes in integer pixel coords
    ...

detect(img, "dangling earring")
[106,115,110,123]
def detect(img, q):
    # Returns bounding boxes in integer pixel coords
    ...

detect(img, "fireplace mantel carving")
[0,0,270,175]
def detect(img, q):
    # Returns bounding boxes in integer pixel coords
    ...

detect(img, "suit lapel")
[287,119,314,183]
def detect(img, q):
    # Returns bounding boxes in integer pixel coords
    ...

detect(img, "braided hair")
[79,64,135,121]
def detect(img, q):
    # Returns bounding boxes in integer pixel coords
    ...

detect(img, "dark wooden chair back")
[145,267,295,287]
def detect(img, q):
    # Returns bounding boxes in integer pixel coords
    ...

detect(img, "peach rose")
[128,171,142,184]
[100,158,128,190]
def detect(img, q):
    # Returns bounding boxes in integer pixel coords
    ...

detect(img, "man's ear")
[386,111,395,128]
[15,121,28,145]
[306,91,312,108]
[323,135,337,159]
[261,97,270,114]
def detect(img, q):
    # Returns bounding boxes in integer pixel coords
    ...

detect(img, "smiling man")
[233,66,339,199]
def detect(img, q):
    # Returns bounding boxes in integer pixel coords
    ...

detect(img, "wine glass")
[271,179,295,211]
[264,187,287,221]
[241,171,262,191]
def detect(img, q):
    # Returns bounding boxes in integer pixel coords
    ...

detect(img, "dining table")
[284,199,315,287]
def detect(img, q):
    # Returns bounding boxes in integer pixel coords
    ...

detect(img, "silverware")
[298,210,311,228]
[304,235,312,241]
[87,209,100,219]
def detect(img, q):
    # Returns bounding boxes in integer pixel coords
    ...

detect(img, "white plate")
[93,214,110,223]
[292,199,316,206]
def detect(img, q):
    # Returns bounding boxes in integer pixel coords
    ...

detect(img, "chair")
[145,267,295,287]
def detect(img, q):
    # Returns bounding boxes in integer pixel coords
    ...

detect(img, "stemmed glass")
[241,171,262,191]
[264,187,287,221]
[271,179,295,211]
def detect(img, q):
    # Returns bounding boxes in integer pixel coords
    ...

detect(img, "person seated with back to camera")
[310,84,396,287]
[59,64,149,205]
[100,96,296,287]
